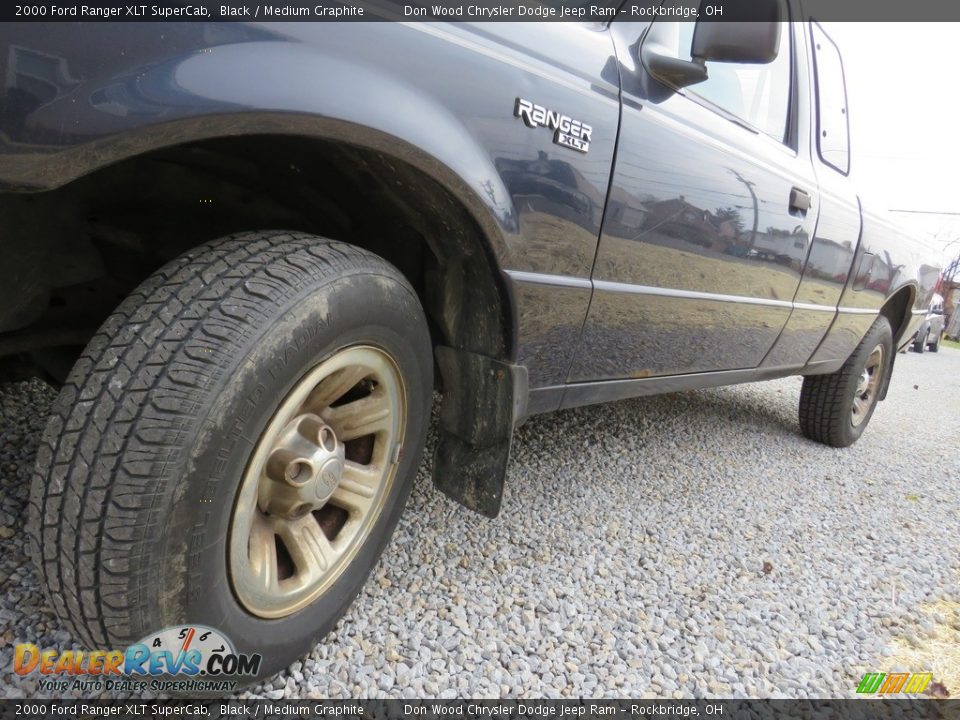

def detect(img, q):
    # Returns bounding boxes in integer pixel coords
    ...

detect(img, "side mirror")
[692,20,782,65]
[640,0,782,90]
[640,20,708,89]
[640,46,708,89]
[690,0,783,65]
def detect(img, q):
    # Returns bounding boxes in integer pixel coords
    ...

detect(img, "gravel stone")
[1,348,958,698]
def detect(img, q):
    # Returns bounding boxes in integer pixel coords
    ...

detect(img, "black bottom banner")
[1,699,956,720]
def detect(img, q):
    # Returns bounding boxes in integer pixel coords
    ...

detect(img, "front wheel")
[28,231,433,684]
[798,315,893,448]
[929,331,941,353]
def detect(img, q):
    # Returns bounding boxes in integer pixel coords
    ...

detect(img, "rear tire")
[929,332,941,353]
[28,231,433,684]
[799,316,892,448]
[913,330,928,353]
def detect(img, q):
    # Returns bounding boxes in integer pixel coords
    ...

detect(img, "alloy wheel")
[229,345,406,618]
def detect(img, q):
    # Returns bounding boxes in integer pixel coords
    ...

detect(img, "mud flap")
[433,346,528,518]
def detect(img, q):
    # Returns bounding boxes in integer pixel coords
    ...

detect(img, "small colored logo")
[856,672,933,695]
[13,625,261,693]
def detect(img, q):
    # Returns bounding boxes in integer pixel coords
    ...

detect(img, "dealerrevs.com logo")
[14,625,261,694]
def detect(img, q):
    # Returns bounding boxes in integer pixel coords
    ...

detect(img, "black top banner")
[0,699,956,720]
[4,0,960,22]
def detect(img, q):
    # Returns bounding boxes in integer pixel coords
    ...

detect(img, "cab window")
[810,21,850,174]
[674,12,791,142]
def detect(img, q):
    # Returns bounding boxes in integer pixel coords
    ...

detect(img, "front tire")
[28,231,433,683]
[798,315,893,448]
[929,331,941,353]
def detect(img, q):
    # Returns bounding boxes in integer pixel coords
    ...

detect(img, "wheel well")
[0,135,513,379]
[879,285,914,345]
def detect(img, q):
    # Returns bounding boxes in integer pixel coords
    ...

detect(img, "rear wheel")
[799,316,892,448]
[28,231,433,683]
[929,331,941,353]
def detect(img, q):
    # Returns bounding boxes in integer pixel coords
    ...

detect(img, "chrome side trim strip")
[593,279,796,309]
[507,270,879,317]
[790,302,838,313]
[505,270,592,290]
[836,307,880,315]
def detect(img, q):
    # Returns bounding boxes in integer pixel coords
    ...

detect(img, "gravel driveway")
[2,347,958,699]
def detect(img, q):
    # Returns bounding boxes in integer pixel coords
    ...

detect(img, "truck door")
[569,12,820,382]
[773,20,865,372]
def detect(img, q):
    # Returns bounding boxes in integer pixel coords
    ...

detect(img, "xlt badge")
[514,98,592,154]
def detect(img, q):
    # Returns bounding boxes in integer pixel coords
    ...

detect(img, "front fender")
[2,20,622,393]
[0,23,514,263]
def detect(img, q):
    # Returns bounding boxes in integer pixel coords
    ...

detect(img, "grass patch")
[883,599,959,698]
[941,337,960,351]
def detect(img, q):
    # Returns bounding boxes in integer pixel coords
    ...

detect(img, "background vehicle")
[912,295,946,352]
[0,9,940,682]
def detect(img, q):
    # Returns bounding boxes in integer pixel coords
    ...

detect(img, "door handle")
[789,187,811,215]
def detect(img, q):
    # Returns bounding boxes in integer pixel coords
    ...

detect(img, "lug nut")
[267,449,314,487]
[285,460,312,483]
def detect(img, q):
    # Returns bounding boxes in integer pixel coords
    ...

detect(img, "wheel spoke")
[278,516,337,579]
[342,460,381,486]
[329,463,378,513]
[303,365,369,413]
[248,514,279,593]
[323,390,391,441]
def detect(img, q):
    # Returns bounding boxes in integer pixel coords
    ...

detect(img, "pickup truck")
[0,10,940,683]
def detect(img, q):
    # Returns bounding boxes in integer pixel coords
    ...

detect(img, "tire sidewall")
[159,270,431,681]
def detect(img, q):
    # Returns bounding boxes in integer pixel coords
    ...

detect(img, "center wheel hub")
[260,414,345,519]
[316,458,343,501]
